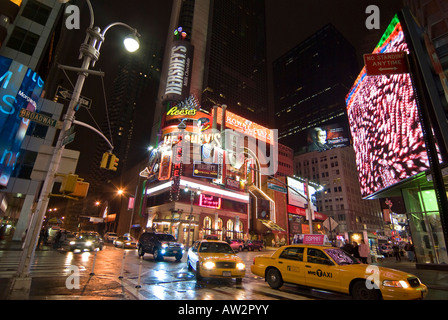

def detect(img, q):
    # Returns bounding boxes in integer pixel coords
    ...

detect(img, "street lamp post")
[7,0,140,299]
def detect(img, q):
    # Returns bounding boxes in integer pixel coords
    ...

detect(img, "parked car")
[228,239,245,252]
[113,235,138,249]
[187,240,245,283]
[104,232,118,243]
[69,232,104,252]
[137,232,184,261]
[243,240,263,251]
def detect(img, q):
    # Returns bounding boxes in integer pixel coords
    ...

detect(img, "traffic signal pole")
[7,27,97,299]
[7,2,139,297]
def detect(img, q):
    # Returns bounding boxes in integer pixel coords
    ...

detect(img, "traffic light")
[60,174,78,193]
[100,152,111,169]
[108,154,119,171]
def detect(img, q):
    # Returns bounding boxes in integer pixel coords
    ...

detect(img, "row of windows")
[6,0,53,55]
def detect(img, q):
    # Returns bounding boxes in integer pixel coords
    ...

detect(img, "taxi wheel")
[266,268,283,289]
[351,280,381,300]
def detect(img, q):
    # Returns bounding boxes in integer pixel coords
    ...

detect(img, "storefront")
[143,177,249,246]
[288,204,327,244]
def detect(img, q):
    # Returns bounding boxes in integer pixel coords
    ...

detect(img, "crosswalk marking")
[0,251,75,278]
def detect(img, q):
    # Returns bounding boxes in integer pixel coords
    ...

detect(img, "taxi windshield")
[324,248,360,265]
[199,242,234,254]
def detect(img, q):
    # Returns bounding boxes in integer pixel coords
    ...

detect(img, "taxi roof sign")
[302,234,331,246]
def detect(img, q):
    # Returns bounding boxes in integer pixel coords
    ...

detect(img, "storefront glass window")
[403,188,448,264]
[226,219,234,239]
[204,216,212,236]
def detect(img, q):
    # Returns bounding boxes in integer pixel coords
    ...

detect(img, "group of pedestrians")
[342,239,416,263]
[342,239,370,263]
[37,228,67,250]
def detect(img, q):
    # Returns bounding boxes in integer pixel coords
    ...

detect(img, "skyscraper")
[273,24,359,154]
[151,0,269,146]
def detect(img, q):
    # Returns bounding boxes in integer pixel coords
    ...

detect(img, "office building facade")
[273,24,358,154]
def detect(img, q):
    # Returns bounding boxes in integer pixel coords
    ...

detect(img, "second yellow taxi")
[251,244,427,300]
[187,240,246,283]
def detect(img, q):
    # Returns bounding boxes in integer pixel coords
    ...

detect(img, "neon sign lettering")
[199,194,221,209]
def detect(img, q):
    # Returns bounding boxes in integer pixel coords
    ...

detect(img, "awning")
[259,219,285,232]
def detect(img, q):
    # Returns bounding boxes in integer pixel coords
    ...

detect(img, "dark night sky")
[265,0,405,64]
[65,0,406,177]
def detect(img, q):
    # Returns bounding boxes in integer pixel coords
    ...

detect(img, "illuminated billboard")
[286,177,317,211]
[213,106,274,145]
[0,56,44,187]
[307,123,350,152]
[162,41,194,103]
[346,15,433,198]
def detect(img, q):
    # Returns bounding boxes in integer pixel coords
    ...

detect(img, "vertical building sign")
[0,56,44,187]
[170,137,183,201]
[163,41,194,103]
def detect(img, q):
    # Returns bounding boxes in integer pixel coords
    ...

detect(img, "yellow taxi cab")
[187,240,246,283]
[251,244,428,300]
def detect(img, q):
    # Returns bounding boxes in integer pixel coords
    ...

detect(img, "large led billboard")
[0,56,44,187]
[346,15,434,198]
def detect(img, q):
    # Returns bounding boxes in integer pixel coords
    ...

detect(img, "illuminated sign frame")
[213,106,274,145]
[198,194,221,209]
[0,56,44,187]
[346,14,433,198]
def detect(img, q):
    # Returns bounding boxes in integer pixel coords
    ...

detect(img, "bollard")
[90,250,97,276]
[136,256,142,288]
[118,249,127,279]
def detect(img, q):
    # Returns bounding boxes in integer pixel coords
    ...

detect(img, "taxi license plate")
[173,251,177,253]
[222,271,231,277]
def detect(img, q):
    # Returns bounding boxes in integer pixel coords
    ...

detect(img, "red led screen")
[346,15,434,198]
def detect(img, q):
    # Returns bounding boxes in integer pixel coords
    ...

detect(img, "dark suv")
[137,232,185,261]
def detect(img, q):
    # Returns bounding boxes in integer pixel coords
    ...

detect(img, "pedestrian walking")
[392,243,401,262]
[359,239,370,264]
[352,242,360,260]
[405,242,415,262]
[342,242,354,255]
[53,230,61,249]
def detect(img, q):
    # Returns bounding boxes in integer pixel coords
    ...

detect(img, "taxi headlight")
[383,280,409,289]
[203,261,216,270]
[85,241,93,246]
[161,243,168,248]
[236,262,245,270]
[69,241,76,245]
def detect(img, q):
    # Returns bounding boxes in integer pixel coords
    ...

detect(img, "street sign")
[364,51,409,76]
[62,132,76,146]
[55,85,92,109]
[267,182,287,194]
[323,217,338,231]
[19,108,62,129]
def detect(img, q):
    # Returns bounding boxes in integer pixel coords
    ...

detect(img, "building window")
[21,0,52,25]
[6,26,39,55]
[226,219,234,239]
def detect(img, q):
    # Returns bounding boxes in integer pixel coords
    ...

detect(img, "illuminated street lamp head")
[117,189,124,195]
[123,33,140,52]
